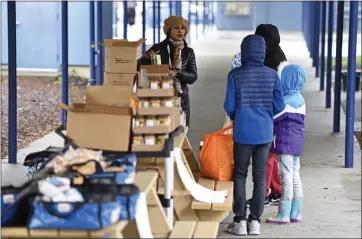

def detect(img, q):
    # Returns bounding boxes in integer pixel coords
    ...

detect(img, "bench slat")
[212,180,233,211]
[169,221,196,238]
[58,230,89,238]
[2,228,29,238]
[29,229,59,237]
[191,177,216,210]
[135,171,158,194]
[192,222,219,238]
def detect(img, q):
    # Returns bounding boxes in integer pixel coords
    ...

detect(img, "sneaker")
[248,220,260,235]
[247,197,270,208]
[227,221,247,236]
[269,194,282,203]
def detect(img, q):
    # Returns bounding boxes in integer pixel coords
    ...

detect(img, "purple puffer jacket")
[270,104,305,155]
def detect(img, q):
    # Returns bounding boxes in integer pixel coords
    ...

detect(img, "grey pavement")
[190,31,361,238]
[1,30,361,238]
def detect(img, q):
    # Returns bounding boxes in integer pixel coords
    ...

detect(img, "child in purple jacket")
[266,64,306,224]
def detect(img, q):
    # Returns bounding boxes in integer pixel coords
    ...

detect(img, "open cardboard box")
[138,65,170,88]
[86,85,133,107]
[59,86,133,151]
[133,107,180,134]
[132,107,181,152]
[104,38,145,74]
[137,97,181,115]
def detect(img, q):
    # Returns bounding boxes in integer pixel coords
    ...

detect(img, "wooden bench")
[169,221,219,238]
[2,172,164,239]
[191,177,233,222]
[1,221,128,238]
[137,126,233,223]
[123,171,171,238]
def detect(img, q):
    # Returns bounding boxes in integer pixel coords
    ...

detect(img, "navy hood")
[240,35,265,67]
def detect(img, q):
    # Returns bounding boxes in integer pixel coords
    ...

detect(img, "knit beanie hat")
[163,16,189,36]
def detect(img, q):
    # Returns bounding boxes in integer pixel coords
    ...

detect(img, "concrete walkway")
[2,30,361,238]
[203,31,361,238]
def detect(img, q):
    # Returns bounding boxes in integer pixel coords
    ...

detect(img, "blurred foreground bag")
[199,125,234,181]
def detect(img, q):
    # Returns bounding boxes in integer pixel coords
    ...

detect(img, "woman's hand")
[169,70,176,77]
[145,50,155,59]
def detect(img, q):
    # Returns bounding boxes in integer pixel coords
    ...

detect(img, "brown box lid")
[86,85,132,107]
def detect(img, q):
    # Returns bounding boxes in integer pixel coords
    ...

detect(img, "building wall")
[216,2,303,31]
[1,2,112,69]
[1,2,60,68]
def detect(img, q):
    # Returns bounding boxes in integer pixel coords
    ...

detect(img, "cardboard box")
[140,65,169,73]
[131,107,180,152]
[138,65,170,88]
[137,107,173,116]
[134,107,180,134]
[60,103,132,151]
[131,144,164,152]
[59,86,133,151]
[104,72,136,89]
[137,88,174,97]
[86,85,132,107]
[137,98,180,115]
[104,38,145,73]
[133,126,171,134]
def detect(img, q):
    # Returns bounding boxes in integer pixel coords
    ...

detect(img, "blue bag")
[28,186,121,230]
[1,186,21,225]
[116,184,140,220]
[29,200,121,230]
[87,153,137,185]
[28,182,141,230]
[1,184,38,227]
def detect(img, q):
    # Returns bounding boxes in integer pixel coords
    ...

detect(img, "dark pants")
[233,142,271,223]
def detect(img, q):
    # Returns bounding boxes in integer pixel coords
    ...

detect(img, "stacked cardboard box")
[132,65,183,152]
[59,38,145,152]
[103,38,145,89]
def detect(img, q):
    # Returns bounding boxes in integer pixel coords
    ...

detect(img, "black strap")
[68,159,104,174]
[127,196,131,220]
[98,202,103,229]
[41,201,83,218]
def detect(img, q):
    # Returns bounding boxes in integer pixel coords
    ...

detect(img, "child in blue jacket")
[224,34,285,236]
[267,64,307,224]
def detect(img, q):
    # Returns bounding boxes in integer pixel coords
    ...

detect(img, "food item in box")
[144,135,156,145]
[158,115,171,127]
[150,98,161,108]
[149,78,161,89]
[146,116,158,127]
[151,54,162,65]
[135,116,145,127]
[139,98,150,108]
[162,79,173,89]
[132,135,144,145]
[162,98,174,108]
[157,135,169,145]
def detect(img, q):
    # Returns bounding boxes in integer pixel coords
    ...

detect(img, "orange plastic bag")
[199,125,234,181]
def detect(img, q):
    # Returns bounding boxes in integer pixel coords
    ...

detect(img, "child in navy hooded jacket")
[224,34,285,236]
[267,64,306,225]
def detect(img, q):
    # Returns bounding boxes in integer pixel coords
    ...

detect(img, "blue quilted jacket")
[224,35,286,145]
